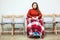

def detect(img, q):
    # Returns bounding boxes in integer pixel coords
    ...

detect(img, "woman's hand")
[28,18,31,23]
[36,16,38,19]
[32,17,35,19]
[32,17,37,19]
[32,17,38,19]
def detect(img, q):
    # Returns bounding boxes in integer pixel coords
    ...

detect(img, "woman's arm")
[27,9,32,18]
[38,11,42,19]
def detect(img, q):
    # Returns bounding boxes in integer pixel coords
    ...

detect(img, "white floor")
[0,34,60,40]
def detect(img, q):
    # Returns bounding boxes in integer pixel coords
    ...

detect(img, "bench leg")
[0,25,1,35]
[1,24,4,35]
[23,23,25,34]
[12,24,14,35]
[53,23,57,35]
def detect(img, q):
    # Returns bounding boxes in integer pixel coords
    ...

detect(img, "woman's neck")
[33,8,37,10]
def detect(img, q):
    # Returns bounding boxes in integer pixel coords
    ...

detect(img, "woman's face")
[32,4,37,9]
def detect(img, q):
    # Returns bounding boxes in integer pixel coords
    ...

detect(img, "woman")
[27,2,44,38]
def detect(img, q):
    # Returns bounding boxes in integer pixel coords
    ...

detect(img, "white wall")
[0,0,60,15]
[0,0,60,32]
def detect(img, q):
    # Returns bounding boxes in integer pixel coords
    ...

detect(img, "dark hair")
[32,2,40,15]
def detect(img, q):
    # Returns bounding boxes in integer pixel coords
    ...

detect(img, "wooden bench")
[54,14,60,34]
[43,14,57,34]
[1,15,25,35]
[1,15,13,35]
[12,15,25,34]
[0,14,60,35]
